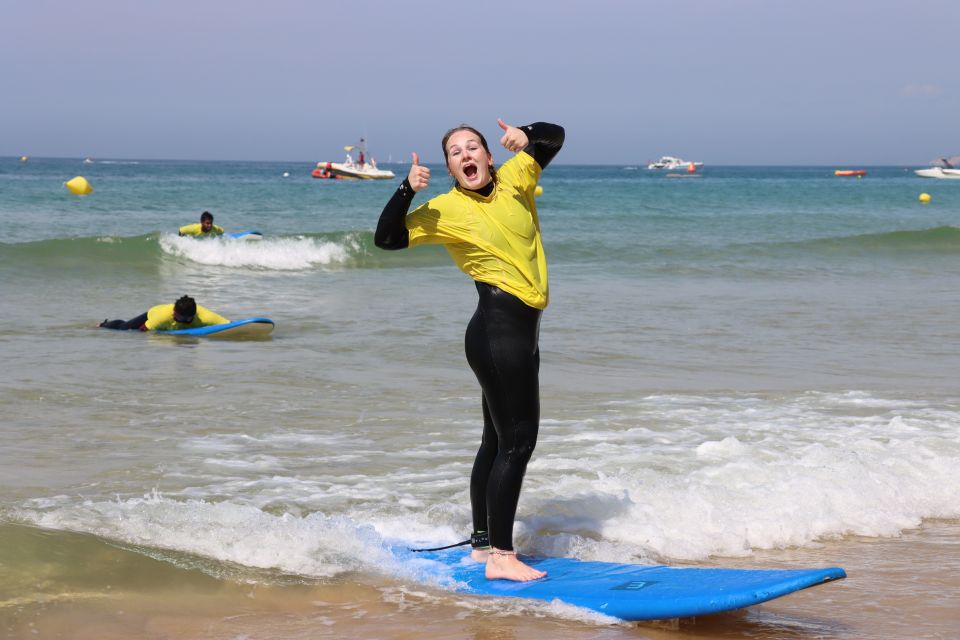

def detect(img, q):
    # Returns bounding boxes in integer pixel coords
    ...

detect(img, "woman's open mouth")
[463,164,478,179]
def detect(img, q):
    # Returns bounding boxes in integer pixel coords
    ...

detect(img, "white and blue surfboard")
[228,230,263,240]
[400,547,845,621]
[155,317,274,338]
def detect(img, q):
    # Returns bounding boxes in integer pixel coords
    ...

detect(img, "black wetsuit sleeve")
[374,178,416,250]
[100,311,148,331]
[519,122,565,170]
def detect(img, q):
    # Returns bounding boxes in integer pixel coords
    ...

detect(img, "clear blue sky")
[2,0,957,165]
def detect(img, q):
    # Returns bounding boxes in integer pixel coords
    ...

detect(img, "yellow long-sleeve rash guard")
[144,304,229,331]
[178,223,224,237]
[404,152,547,309]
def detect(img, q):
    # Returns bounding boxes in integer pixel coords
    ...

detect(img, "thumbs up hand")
[407,152,431,192]
[498,118,528,153]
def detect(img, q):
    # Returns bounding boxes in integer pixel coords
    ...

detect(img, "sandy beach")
[4,519,958,639]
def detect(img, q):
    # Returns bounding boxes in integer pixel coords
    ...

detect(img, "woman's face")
[445,130,493,190]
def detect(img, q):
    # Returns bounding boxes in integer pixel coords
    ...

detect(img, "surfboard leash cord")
[408,539,470,552]
[409,531,489,553]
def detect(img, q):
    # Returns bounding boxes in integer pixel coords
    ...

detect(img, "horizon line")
[1,155,939,168]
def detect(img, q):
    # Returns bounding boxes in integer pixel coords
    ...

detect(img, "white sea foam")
[522,391,960,561]
[158,233,359,270]
[436,589,625,626]
[13,391,960,574]
[18,493,396,579]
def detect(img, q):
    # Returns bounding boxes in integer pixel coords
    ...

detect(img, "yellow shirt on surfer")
[404,151,548,309]
[144,302,229,331]
[179,211,224,237]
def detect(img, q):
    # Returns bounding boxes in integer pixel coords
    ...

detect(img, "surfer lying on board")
[99,295,229,331]
[375,118,564,582]
[179,211,224,237]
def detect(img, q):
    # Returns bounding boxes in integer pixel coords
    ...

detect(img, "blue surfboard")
[155,317,274,338]
[400,547,845,621]
[228,230,263,240]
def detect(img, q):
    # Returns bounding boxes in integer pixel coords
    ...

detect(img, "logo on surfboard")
[611,580,657,591]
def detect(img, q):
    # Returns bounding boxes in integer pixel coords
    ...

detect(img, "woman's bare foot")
[485,548,546,582]
[470,548,490,563]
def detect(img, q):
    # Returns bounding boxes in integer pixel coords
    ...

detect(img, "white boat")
[915,157,960,179]
[647,156,703,171]
[312,139,395,180]
[915,167,960,180]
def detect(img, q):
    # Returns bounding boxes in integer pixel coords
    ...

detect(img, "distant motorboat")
[834,169,867,177]
[915,167,960,180]
[647,156,703,171]
[915,157,960,179]
[312,138,395,180]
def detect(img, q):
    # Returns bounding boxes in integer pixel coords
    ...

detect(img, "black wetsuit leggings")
[466,282,542,551]
[100,312,148,330]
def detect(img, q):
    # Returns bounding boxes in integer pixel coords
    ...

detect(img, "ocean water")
[1,156,959,638]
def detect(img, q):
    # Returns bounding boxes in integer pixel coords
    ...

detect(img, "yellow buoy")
[919,193,931,204]
[534,185,543,197]
[64,176,93,196]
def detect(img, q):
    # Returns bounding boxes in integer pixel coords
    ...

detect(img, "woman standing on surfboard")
[375,118,564,582]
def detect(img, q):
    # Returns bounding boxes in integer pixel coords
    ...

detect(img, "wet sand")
[2,520,958,639]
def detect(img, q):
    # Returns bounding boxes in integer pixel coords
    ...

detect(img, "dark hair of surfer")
[174,295,197,319]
